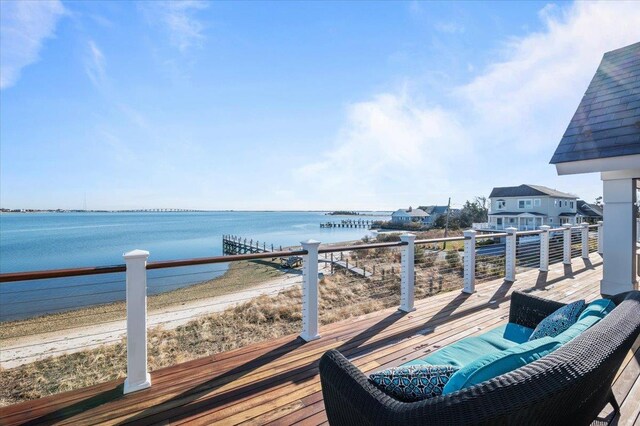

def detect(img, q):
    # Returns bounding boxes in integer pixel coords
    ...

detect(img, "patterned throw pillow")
[528,300,586,341]
[369,364,459,402]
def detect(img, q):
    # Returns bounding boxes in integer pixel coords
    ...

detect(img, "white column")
[399,234,416,312]
[300,240,321,341]
[463,230,476,294]
[580,222,590,259]
[123,249,151,394]
[505,227,517,282]
[539,225,550,272]
[597,220,604,255]
[562,223,572,265]
[600,177,638,295]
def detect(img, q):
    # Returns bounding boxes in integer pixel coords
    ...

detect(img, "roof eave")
[554,154,640,176]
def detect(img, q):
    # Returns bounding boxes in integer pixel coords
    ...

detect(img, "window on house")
[518,199,532,209]
[497,199,506,210]
[570,201,574,208]
[497,218,503,225]
[533,199,541,207]
[549,218,554,223]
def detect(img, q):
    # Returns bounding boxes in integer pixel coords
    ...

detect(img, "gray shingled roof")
[550,42,640,164]
[392,208,429,217]
[421,205,449,215]
[489,184,576,199]
[577,200,604,217]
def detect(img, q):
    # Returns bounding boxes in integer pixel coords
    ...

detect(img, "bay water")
[0,211,389,321]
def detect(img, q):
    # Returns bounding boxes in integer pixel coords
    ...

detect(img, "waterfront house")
[550,41,639,296]
[487,184,578,230]
[390,207,429,224]
[576,200,604,224]
[419,205,459,226]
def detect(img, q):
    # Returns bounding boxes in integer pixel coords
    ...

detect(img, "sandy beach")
[0,264,333,369]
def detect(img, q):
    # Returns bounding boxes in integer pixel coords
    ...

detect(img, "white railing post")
[539,225,550,272]
[300,240,320,342]
[463,230,476,294]
[580,222,590,259]
[562,223,572,264]
[597,220,604,255]
[123,249,151,394]
[399,233,416,312]
[505,227,517,282]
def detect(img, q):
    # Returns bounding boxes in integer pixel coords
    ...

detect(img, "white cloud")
[142,0,208,53]
[85,40,106,89]
[0,0,65,89]
[297,1,640,209]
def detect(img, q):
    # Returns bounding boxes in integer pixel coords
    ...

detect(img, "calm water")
[0,211,389,321]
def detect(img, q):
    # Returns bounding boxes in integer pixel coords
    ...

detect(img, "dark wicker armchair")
[319,290,640,425]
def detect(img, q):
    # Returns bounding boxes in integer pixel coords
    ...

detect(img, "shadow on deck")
[1,253,639,426]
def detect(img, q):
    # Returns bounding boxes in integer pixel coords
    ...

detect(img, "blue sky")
[1,1,639,210]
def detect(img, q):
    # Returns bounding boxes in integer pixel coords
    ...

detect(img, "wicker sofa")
[319,290,640,425]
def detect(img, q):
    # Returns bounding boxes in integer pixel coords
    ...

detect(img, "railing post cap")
[300,239,321,247]
[463,229,477,237]
[400,233,416,241]
[505,227,517,234]
[597,220,603,225]
[539,225,551,231]
[123,249,150,260]
[580,222,589,227]
[562,223,572,228]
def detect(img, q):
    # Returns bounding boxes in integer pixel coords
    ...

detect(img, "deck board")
[1,253,638,425]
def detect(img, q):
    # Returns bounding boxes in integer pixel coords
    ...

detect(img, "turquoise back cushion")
[442,336,561,394]
[554,300,614,344]
[578,299,615,321]
[404,323,533,369]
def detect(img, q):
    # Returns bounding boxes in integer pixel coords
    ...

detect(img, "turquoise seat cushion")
[529,300,585,341]
[369,364,459,402]
[442,336,561,394]
[578,299,615,321]
[402,323,533,369]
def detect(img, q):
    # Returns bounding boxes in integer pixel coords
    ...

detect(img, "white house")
[550,41,639,296]
[391,207,429,224]
[487,184,578,230]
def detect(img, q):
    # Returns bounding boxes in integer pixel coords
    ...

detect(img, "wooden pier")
[222,235,302,268]
[223,235,372,277]
[320,219,374,229]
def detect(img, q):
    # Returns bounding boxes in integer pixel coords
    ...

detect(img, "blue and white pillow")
[529,300,586,341]
[369,364,458,402]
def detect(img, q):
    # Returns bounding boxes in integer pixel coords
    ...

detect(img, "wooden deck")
[2,253,639,425]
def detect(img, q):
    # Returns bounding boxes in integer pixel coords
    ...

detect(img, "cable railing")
[515,231,542,273]
[319,245,402,326]
[0,222,604,405]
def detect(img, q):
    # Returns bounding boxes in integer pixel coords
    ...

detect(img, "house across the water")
[487,184,578,230]
[390,207,429,224]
